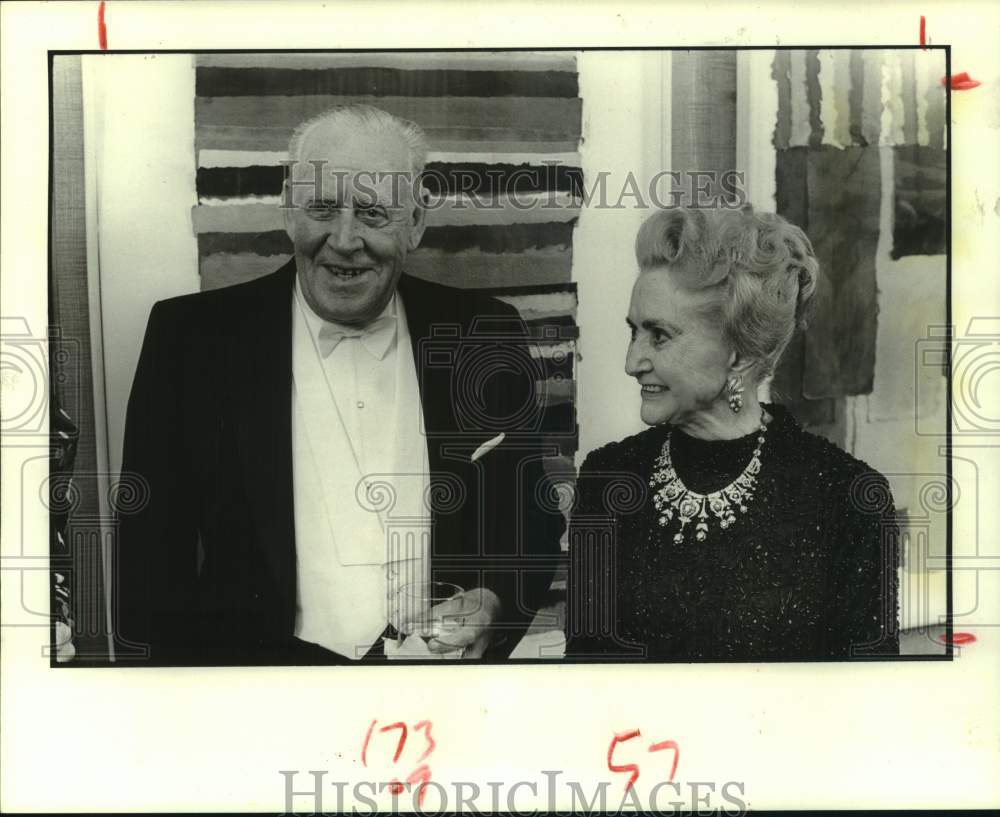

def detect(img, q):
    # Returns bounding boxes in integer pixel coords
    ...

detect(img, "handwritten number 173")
[361,719,436,805]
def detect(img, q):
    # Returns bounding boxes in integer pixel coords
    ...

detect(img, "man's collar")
[294,276,398,347]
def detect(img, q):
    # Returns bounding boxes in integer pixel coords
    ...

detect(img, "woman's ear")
[728,348,757,375]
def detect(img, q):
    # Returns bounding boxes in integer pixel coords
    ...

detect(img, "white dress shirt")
[291,280,429,659]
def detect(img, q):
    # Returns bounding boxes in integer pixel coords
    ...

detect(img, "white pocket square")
[470,432,505,462]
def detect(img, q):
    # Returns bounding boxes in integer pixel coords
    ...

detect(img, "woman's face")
[625,268,735,427]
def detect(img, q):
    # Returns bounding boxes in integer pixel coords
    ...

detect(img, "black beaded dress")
[566,404,899,660]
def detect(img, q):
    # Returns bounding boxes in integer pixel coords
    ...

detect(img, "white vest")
[291,285,430,659]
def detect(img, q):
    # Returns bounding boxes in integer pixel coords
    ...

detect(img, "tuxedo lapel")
[229,260,298,619]
[396,275,477,559]
[396,274,459,455]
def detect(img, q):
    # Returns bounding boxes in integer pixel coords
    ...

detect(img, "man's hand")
[426,587,502,658]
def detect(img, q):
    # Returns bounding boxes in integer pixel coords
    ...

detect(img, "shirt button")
[356,400,365,409]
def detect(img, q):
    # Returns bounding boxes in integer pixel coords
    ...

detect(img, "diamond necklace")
[649,412,768,544]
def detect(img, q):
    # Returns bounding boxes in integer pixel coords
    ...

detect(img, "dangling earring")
[727,374,744,413]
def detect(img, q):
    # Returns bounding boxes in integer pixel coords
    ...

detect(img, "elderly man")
[115,104,564,664]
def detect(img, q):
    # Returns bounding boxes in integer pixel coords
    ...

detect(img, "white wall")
[848,146,948,630]
[83,54,199,476]
[573,51,668,459]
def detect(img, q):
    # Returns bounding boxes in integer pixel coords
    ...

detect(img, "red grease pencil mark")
[648,739,681,783]
[361,719,377,767]
[414,720,436,763]
[364,717,438,800]
[379,722,408,763]
[919,16,926,48]
[608,729,642,792]
[97,1,108,50]
[406,764,432,806]
[940,631,977,645]
[941,71,981,91]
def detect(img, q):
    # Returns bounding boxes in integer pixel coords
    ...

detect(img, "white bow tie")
[317,315,397,360]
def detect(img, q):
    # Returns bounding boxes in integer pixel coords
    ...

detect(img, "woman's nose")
[625,339,650,376]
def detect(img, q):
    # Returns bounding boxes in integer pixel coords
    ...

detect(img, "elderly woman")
[568,206,899,660]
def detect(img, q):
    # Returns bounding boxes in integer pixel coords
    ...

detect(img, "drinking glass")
[391,580,466,657]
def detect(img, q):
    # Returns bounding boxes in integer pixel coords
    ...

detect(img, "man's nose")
[625,338,650,377]
[325,208,363,253]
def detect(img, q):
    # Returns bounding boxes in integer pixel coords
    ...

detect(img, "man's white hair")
[287,103,429,176]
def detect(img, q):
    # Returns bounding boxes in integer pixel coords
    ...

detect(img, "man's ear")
[407,184,429,251]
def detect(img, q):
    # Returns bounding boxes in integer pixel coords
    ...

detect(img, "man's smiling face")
[283,118,426,326]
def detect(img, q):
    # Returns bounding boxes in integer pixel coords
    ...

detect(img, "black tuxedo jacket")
[115,260,564,665]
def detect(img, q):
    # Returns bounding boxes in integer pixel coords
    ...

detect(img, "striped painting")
[770,48,947,427]
[772,48,947,151]
[772,47,947,261]
[191,51,581,466]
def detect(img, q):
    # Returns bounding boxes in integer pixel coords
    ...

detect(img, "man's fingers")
[425,618,485,651]
[422,589,495,655]
[426,632,471,653]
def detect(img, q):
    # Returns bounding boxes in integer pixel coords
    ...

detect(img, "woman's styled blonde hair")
[634,205,820,380]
